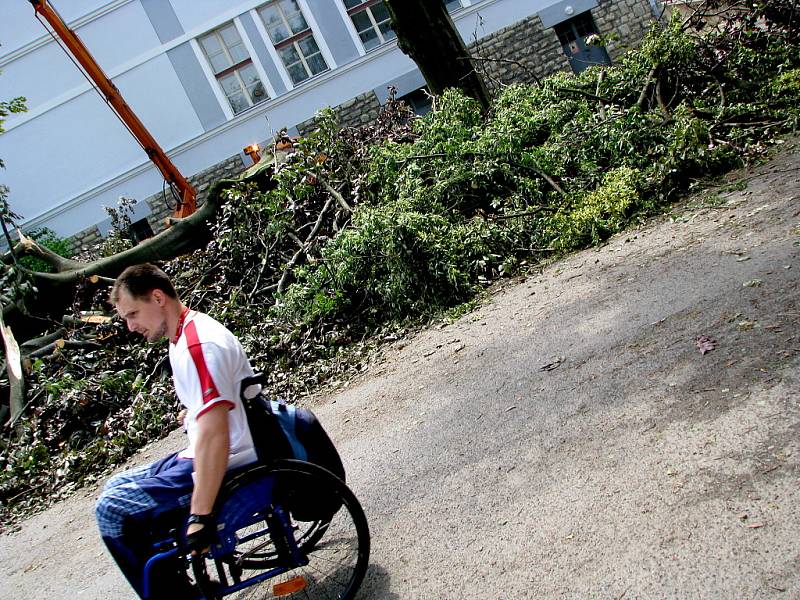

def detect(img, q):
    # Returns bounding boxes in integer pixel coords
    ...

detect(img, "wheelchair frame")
[142,459,370,600]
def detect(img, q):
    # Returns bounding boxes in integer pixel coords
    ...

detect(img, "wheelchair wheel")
[193,459,369,600]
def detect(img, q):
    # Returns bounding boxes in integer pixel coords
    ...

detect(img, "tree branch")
[485,206,558,221]
[655,75,671,119]
[22,185,225,288]
[316,174,353,212]
[277,196,336,294]
[0,230,85,272]
[0,311,25,438]
[596,69,607,121]
[27,339,101,359]
[20,328,66,351]
[637,65,660,111]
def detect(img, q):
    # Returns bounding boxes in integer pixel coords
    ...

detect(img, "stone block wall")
[68,224,103,255]
[468,0,659,92]
[145,154,245,233]
[296,90,382,135]
[468,16,571,92]
[594,0,660,59]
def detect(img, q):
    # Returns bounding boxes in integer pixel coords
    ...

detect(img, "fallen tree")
[2,178,227,289]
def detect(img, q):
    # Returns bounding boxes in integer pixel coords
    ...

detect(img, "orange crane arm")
[31,0,196,218]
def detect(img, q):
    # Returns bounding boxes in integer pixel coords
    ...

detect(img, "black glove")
[185,513,216,554]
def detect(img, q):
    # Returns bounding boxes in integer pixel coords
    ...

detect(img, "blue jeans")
[95,453,195,599]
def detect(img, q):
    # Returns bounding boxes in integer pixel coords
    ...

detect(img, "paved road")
[2,144,799,599]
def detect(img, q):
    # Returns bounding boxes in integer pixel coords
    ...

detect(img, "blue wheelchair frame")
[141,464,309,599]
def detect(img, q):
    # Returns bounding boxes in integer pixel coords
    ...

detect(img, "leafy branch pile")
[2,0,799,525]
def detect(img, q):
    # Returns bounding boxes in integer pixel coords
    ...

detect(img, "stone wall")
[594,0,659,60]
[145,154,246,233]
[469,0,659,91]
[469,16,571,92]
[296,90,382,135]
[68,224,103,256]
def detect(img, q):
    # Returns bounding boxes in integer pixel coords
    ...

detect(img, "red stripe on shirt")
[184,320,221,405]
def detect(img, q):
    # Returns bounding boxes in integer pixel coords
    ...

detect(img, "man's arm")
[188,403,230,534]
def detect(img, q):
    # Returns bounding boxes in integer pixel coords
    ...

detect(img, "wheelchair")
[142,458,370,599]
[142,372,370,599]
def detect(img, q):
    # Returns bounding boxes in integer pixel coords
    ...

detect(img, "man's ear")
[151,289,166,306]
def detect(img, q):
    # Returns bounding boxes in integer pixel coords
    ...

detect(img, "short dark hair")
[110,263,178,304]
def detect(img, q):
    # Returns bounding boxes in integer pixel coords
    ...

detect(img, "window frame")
[343,0,395,51]
[198,22,268,115]
[257,0,329,86]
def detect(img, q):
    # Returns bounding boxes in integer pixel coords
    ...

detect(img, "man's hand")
[185,513,216,555]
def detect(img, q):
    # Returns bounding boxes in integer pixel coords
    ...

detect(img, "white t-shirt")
[169,310,257,470]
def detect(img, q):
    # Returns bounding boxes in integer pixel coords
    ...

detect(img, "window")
[128,218,154,244]
[444,0,462,10]
[258,0,328,85]
[554,12,599,48]
[343,0,395,51]
[199,23,268,114]
[399,87,433,116]
[553,12,610,74]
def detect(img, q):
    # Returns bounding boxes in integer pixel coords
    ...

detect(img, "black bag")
[240,374,346,520]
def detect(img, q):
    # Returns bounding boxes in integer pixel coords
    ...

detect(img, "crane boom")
[30,0,197,219]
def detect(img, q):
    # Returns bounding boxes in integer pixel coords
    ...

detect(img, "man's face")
[115,289,168,342]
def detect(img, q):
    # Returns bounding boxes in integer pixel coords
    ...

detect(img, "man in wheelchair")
[96,264,259,599]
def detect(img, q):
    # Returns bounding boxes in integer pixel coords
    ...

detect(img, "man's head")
[111,264,180,342]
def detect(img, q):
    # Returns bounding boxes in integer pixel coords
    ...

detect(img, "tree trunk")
[0,311,25,438]
[385,0,491,111]
[3,181,230,283]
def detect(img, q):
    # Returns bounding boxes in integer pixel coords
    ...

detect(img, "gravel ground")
[1,139,798,599]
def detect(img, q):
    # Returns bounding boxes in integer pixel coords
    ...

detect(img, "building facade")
[0,0,661,249]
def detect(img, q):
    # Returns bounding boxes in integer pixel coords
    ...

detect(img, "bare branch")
[655,75,671,119]
[277,196,336,294]
[637,65,660,111]
[0,230,84,272]
[316,174,353,212]
[24,185,225,288]
[596,69,608,121]
[469,55,543,87]
[20,328,67,351]
[28,338,101,359]
[0,312,25,438]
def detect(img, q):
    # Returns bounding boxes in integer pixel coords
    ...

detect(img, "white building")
[0,0,659,245]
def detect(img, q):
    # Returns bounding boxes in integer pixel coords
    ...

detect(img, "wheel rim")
[195,462,369,600]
